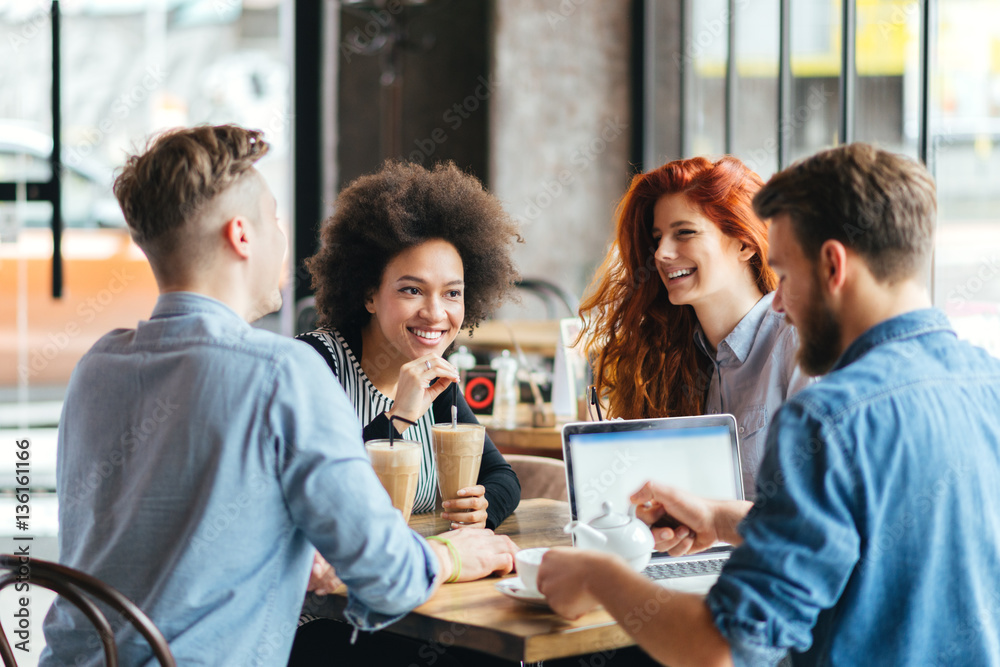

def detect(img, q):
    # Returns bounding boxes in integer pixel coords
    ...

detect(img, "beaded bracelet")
[427,536,462,583]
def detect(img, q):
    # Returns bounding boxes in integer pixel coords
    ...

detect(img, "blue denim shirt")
[706,309,1000,666]
[40,293,438,667]
[695,293,810,496]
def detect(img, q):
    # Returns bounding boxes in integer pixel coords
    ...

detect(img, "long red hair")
[579,156,775,419]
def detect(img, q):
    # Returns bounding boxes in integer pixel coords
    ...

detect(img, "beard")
[793,277,843,376]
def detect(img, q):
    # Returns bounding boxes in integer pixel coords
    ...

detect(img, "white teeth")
[666,268,694,280]
[411,329,443,340]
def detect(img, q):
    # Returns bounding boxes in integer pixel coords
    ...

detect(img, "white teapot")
[564,501,655,571]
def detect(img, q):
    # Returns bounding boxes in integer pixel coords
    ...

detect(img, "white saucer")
[495,578,549,607]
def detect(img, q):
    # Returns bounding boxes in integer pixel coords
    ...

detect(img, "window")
[0,0,293,393]
[646,0,1000,357]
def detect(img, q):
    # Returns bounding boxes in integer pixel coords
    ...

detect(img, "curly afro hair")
[306,160,522,333]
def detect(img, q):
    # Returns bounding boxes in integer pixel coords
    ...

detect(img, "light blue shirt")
[695,292,809,496]
[708,309,1000,665]
[40,293,438,667]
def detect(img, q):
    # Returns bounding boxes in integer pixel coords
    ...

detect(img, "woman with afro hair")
[298,160,522,531]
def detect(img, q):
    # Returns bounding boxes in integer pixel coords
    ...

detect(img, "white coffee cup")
[514,547,549,594]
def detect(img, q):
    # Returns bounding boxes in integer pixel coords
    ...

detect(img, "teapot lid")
[588,501,630,529]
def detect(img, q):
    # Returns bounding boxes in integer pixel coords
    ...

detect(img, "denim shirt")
[40,293,438,667]
[695,292,809,496]
[707,309,1000,666]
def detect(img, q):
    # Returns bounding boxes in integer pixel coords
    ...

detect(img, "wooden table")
[328,499,635,664]
[487,424,564,459]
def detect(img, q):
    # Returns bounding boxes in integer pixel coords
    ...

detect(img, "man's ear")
[818,239,848,296]
[223,216,251,260]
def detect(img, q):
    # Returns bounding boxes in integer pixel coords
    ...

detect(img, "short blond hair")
[114,125,269,262]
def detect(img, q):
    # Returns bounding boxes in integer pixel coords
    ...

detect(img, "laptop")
[562,415,744,594]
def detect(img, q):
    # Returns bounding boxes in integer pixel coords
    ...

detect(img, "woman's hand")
[442,484,489,529]
[307,551,343,596]
[387,354,460,428]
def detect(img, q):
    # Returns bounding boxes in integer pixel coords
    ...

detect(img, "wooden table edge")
[317,589,635,663]
[322,499,638,663]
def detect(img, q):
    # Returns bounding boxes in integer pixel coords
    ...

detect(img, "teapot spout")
[564,521,609,547]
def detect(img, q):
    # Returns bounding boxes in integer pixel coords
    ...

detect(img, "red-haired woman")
[579,156,809,496]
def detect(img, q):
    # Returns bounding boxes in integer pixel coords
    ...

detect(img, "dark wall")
[294,1,323,304]
[294,1,490,304]
[337,0,491,189]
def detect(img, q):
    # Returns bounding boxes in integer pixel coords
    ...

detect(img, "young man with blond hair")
[40,125,516,666]
[538,144,1000,666]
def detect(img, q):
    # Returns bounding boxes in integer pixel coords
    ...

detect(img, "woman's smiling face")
[364,238,466,362]
[651,193,754,309]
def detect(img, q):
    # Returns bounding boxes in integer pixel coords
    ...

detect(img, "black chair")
[0,555,175,667]
[515,278,579,319]
[295,296,318,334]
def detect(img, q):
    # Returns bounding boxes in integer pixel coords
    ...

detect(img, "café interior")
[1,1,999,664]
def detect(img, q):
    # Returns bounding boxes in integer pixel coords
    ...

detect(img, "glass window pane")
[686,0,727,157]
[732,0,780,179]
[647,0,683,166]
[932,1,1000,357]
[1,1,292,393]
[1,2,54,396]
[854,0,920,158]
[789,0,841,162]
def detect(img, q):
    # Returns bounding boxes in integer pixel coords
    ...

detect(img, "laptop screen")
[564,416,743,524]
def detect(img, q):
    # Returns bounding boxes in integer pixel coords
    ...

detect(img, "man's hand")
[307,551,343,596]
[429,527,517,583]
[540,545,735,667]
[442,484,488,529]
[536,547,611,619]
[631,482,751,555]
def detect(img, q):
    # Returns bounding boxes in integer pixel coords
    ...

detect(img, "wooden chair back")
[0,554,175,667]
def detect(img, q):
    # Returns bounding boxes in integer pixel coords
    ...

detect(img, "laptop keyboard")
[643,558,726,580]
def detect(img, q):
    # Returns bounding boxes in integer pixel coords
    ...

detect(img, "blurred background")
[1,0,999,661]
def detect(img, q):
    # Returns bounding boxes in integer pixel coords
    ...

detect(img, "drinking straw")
[451,382,458,428]
[388,414,418,447]
[590,385,603,421]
